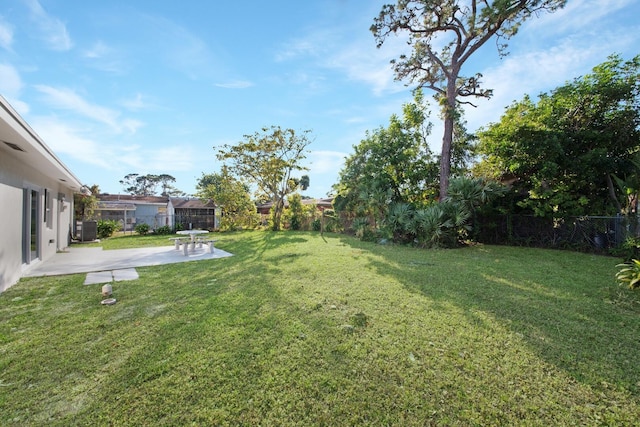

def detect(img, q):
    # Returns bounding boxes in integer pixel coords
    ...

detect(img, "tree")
[119,173,183,196]
[298,175,310,191]
[74,184,100,220]
[285,193,305,230]
[196,167,258,231]
[476,54,640,218]
[371,0,566,200]
[120,173,157,196]
[157,174,185,197]
[217,126,312,231]
[334,90,438,226]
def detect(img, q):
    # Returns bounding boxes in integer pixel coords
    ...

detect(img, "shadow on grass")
[337,236,640,397]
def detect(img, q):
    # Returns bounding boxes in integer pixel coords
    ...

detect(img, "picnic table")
[174,230,215,255]
[177,229,209,242]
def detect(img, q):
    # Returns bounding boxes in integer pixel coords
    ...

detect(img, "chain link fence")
[475,214,638,252]
[95,212,218,232]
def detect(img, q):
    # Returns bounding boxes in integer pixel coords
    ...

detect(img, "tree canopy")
[119,173,184,197]
[371,0,566,199]
[74,184,100,220]
[334,90,438,223]
[476,54,640,218]
[196,167,258,231]
[216,126,312,231]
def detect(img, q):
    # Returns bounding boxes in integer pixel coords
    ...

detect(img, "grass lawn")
[1,231,639,425]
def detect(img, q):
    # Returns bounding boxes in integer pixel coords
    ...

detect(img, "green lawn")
[1,232,639,425]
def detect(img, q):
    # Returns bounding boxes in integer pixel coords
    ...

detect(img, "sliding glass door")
[23,188,40,264]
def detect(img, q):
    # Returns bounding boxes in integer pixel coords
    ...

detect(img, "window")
[44,189,53,229]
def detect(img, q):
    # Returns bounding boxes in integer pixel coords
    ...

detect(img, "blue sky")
[1,0,638,198]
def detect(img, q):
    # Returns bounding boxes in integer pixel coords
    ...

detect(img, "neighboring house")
[168,197,220,230]
[95,194,170,232]
[94,195,219,231]
[0,96,84,292]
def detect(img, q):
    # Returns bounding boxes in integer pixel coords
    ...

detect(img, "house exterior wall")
[133,204,169,229]
[0,151,75,292]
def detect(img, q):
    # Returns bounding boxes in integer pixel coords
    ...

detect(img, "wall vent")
[3,141,26,152]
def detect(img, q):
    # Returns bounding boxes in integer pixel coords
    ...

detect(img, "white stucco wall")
[0,154,24,292]
[0,152,74,292]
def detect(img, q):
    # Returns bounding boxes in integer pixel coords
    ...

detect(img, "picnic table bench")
[169,237,188,250]
[171,236,217,255]
[197,237,218,254]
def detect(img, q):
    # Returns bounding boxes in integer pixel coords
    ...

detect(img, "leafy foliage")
[334,91,439,225]
[616,259,640,289]
[217,126,312,231]
[371,0,566,198]
[282,193,316,231]
[74,184,100,220]
[134,223,150,235]
[196,167,258,231]
[476,54,640,218]
[96,219,121,239]
[119,173,185,196]
[154,225,172,235]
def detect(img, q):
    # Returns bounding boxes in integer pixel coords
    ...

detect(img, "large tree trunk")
[271,197,285,231]
[439,77,457,200]
[606,174,622,214]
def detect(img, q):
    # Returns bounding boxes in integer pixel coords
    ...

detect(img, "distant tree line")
[119,173,185,197]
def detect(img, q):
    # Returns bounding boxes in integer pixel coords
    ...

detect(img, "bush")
[155,225,172,235]
[134,223,150,235]
[353,217,379,242]
[97,220,121,239]
[610,236,640,261]
[616,260,640,289]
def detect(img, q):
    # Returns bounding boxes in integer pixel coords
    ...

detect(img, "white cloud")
[83,40,110,59]
[121,93,156,112]
[33,85,141,134]
[0,16,13,51]
[114,144,196,174]
[306,150,347,175]
[275,19,408,96]
[0,63,23,95]
[29,116,113,169]
[82,40,127,74]
[0,63,29,113]
[529,0,635,33]
[30,115,191,176]
[215,80,254,89]
[274,30,333,62]
[147,146,195,171]
[25,0,72,51]
[302,150,347,196]
[121,118,144,134]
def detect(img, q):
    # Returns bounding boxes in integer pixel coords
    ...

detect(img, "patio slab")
[83,268,141,285]
[113,268,139,281]
[84,271,115,285]
[23,245,233,278]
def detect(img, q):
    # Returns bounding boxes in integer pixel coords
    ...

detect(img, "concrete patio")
[22,245,233,278]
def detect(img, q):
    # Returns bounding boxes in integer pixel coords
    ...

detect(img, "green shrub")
[134,223,150,235]
[155,225,172,235]
[97,220,121,239]
[312,219,321,231]
[616,259,640,289]
[610,236,640,261]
